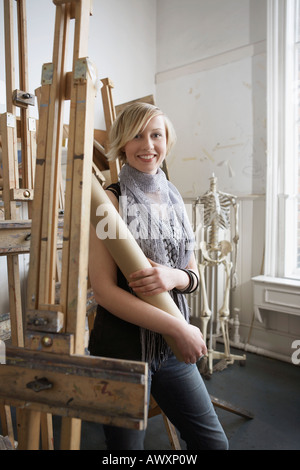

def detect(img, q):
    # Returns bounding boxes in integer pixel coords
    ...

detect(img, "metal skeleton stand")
[0,0,147,450]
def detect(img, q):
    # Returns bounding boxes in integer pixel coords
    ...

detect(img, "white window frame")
[265,0,300,280]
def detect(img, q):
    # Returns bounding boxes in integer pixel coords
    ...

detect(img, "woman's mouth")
[138,154,156,161]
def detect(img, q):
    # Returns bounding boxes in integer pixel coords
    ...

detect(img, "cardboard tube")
[90,173,186,361]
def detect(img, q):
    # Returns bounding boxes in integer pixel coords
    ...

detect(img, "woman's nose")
[143,136,154,149]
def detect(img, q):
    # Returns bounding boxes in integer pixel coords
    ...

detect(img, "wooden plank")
[72,0,91,67]
[26,310,64,333]
[0,347,148,430]
[60,1,95,354]
[0,219,63,256]
[0,405,15,447]
[62,58,96,354]
[59,18,77,322]
[0,220,32,230]
[0,114,24,346]
[38,3,70,307]
[0,113,19,220]
[6,256,24,346]
[25,331,74,355]
[53,0,93,19]
[0,225,31,255]
[16,0,35,194]
[17,1,30,100]
[60,417,81,450]
[10,188,34,201]
[93,128,107,147]
[210,395,254,419]
[101,78,120,183]
[12,89,35,108]
[115,94,155,116]
[41,413,54,450]
[101,78,116,130]
[16,408,41,450]
[3,0,15,114]
[26,83,51,311]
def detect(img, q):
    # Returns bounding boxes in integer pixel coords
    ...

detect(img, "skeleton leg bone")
[198,261,211,345]
[219,257,233,358]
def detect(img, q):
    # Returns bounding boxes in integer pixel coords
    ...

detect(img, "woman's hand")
[171,322,208,364]
[128,260,190,296]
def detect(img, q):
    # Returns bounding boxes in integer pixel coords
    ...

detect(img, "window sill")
[252,275,300,318]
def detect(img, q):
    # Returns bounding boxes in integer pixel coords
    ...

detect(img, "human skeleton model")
[196,175,240,371]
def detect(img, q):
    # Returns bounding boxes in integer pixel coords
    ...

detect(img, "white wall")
[0,0,157,128]
[156,0,266,198]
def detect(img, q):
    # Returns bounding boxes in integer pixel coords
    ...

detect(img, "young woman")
[88,103,228,450]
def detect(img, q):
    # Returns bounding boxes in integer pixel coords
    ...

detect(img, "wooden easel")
[0,0,148,450]
[0,0,37,447]
[0,0,36,350]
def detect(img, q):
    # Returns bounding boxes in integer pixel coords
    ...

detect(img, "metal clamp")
[26,377,53,393]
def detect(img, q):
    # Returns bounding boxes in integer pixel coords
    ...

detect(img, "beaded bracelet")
[174,268,199,294]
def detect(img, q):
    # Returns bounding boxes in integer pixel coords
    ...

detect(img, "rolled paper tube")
[90,173,186,362]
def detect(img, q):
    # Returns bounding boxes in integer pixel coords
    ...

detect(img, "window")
[297,1,300,270]
[265,0,300,280]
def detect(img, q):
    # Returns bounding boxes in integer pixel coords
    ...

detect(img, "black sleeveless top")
[88,183,142,361]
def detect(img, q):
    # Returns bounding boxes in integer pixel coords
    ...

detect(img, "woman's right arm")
[88,192,207,364]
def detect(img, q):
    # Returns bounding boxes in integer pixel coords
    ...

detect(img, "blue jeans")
[103,354,229,450]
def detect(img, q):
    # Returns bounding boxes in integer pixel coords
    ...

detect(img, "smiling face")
[123,115,167,175]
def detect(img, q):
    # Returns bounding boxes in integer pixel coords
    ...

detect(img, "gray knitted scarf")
[119,164,195,365]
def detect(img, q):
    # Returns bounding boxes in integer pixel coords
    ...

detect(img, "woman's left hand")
[128,259,189,296]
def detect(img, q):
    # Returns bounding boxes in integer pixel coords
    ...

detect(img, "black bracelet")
[189,270,199,293]
[174,269,199,294]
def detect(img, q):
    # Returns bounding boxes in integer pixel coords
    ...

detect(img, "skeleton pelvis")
[200,240,232,263]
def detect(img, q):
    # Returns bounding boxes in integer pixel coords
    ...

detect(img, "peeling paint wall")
[156,0,267,199]
[155,1,285,356]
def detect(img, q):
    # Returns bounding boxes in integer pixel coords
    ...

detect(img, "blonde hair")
[107,102,177,165]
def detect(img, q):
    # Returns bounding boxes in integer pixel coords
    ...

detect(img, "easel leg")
[41,413,54,450]
[60,417,82,450]
[210,395,254,420]
[17,409,41,450]
[0,405,15,447]
[161,413,181,450]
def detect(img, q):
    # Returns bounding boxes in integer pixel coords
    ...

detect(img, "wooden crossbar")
[0,219,63,256]
[0,346,148,430]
